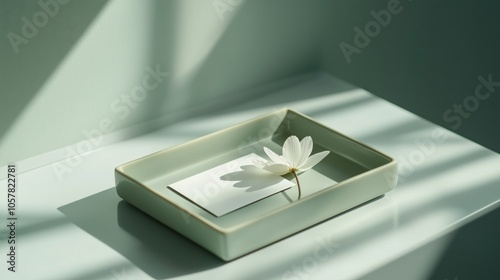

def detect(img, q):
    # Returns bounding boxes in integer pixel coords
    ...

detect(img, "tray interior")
[118,109,392,230]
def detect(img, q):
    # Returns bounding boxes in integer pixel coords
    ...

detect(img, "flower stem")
[292,171,301,200]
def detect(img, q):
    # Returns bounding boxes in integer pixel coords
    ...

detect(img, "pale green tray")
[115,109,397,261]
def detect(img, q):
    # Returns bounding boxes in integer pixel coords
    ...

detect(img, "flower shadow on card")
[220,165,291,192]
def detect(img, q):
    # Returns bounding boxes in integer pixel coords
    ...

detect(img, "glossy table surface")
[1,73,499,280]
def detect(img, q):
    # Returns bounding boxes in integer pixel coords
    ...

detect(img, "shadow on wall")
[318,0,500,153]
[0,0,110,139]
[0,0,181,165]
[186,0,324,105]
[0,0,329,165]
[2,0,498,166]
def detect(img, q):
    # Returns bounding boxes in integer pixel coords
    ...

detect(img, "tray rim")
[115,108,397,234]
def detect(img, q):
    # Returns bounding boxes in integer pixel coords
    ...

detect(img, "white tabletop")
[1,73,499,280]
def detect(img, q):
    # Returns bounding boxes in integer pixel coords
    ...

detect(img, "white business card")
[168,153,294,217]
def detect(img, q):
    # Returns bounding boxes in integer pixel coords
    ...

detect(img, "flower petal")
[283,135,301,167]
[263,163,290,175]
[297,136,313,167]
[299,151,330,171]
[264,147,286,165]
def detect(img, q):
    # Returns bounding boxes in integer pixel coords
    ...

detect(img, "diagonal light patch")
[166,0,247,111]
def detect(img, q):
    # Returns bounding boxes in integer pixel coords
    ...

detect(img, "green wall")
[1,0,498,166]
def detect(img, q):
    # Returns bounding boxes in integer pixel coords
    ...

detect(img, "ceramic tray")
[115,109,397,261]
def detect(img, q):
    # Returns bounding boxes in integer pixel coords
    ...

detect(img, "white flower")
[254,135,330,175]
[254,135,330,200]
